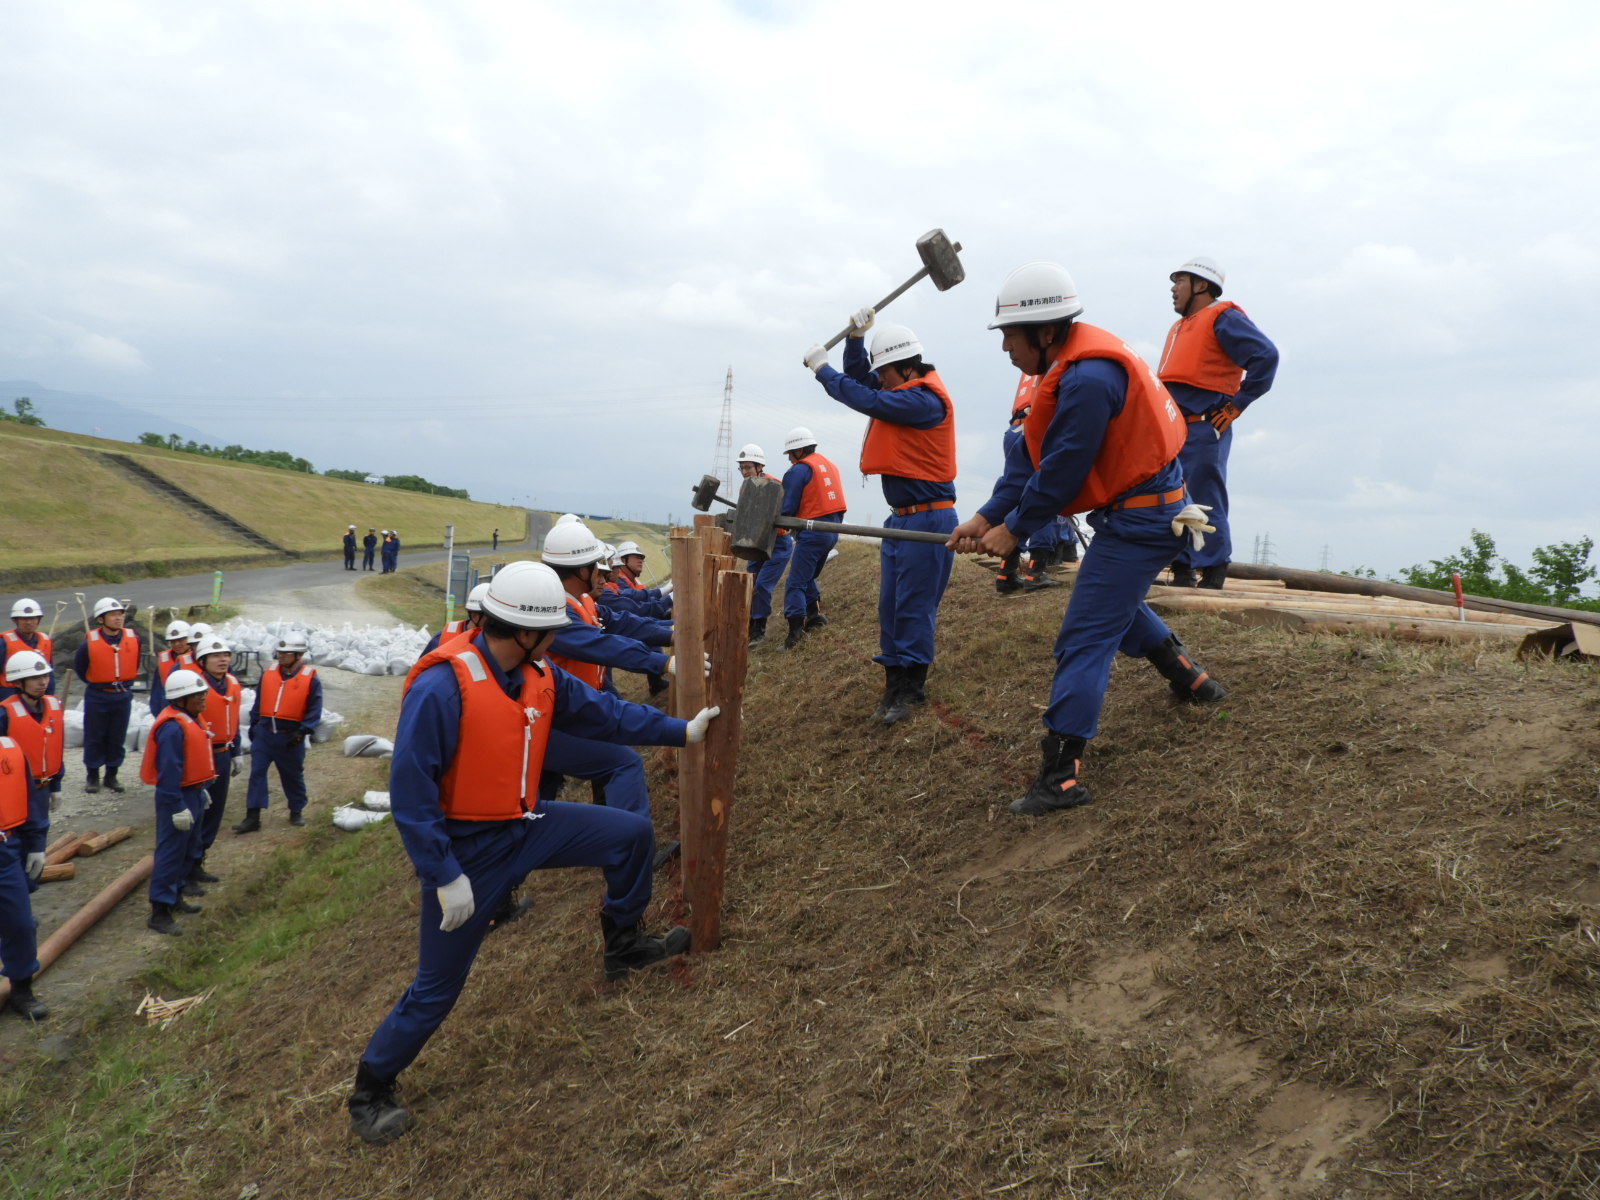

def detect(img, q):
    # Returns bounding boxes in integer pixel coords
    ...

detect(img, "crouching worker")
[347,560,720,1146]
[141,669,215,935]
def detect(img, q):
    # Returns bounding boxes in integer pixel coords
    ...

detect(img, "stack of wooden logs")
[37,826,135,882]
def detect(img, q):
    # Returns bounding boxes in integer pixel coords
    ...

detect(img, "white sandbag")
[64,708,85,749]
[343,734,395,758]
[361,790,391,811]
[332,804,390,831]
[311,710,345,744]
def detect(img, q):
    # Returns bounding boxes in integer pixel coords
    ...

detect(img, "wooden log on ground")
[1220,606,1548,642]
[1150,592,1543,626]
[45,831,100,866]
[40,862,76,883]
[75,826,134,856]
[0,854,155,1006]
[44,831,83,858]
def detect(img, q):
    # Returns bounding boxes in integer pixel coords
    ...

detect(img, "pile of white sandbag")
[215,618,430,677]
[60,684,344,756]
[332,790,394,830]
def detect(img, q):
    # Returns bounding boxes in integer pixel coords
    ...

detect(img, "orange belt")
[1185,413,1208,423]
[891,500,956,517]
[1108,486,1187,512]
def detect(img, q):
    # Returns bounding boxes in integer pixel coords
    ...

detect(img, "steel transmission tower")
[713,367,734,487]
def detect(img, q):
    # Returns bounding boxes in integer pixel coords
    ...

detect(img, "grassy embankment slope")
[4,545,1600,1199]
[0,422,525,583]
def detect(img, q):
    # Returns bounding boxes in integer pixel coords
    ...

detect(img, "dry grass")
[6,545,1600,1199]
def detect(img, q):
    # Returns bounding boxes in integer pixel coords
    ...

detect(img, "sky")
[3,0,1597,579]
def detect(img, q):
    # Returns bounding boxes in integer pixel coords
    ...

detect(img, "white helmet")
[92,596,126,619]
[3,650,50,684]
[276,632,310,654]
[869,323,925,371]
[987,262,1084,329]
[784,427,818,454]
[464,582,491,613]
[163,668,209,702]
[480,561,569,630]
[555,513,582,526]
[1172,256,1225,294]
[165,620,192,641]
[347,524,356,529]
[614,540,644,559]
[598,543,617,569]
[9,599,42,620]
[735,444,765,467]
[542,521,605,567]
[192,635,231,661]
[188,622,213,641]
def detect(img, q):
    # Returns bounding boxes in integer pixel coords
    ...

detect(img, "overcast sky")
[3,0,1597,578]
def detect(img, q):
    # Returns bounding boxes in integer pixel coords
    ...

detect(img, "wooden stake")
[45,831,100,866]
[75,826,134,856]
[40,862,76,883]
[672,528,710,930]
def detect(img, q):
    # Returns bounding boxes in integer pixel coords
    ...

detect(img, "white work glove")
[230,757,241,777]
[803,343,829,373]
[684,705,721,744]
[171,808,194,832]
[848,306,875,335]
[660,580,673,597]
[1171,503,1216,552]
[24,853,44,883]
[667,652,711,679]
[438,873,475,932]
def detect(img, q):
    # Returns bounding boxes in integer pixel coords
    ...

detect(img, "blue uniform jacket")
[593,602,672,648]
[549,616,668,676]
[600,586,672,620]
[390,634,688,887]
[0,702,60,851]
[976,358,1183,543]
[247,667,323,736]
[150,717,207,811]
[1165,307,1279,416]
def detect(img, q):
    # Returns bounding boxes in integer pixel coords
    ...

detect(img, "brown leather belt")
[891,500,956,517]
[1108,486,1187,512]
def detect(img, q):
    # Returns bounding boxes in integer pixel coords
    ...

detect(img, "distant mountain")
[0,380,213,446]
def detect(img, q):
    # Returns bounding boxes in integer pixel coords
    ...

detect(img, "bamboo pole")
[0,854,154,1006]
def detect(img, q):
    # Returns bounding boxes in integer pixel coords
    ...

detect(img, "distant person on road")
[0,650,63,895]
[381,531,401,573]
[192,634,243,889]
[343,525,358,570]
[139,668,213,936]
[1157,257,1279,589]
[233,632,321,833]
[0,733,50,1020]
[362,528,378,571]
[492,528,499,550]
[776,427,846,651]
[1,599,55,702]
[72,597,141,794]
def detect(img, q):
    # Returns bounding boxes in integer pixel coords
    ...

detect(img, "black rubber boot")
[804,603,829,631]
[653,839,681,872]
[872,665,903,722]
[646,672,669,697]
[232,810,262,835]
[180,880,207,897]
[1146,634,1226,702]
[747,617,767,648]
[1022,556,1063,591]
[1062,540,1079,564]
[85,769,101,794]
[882,663,928,728]
[782,616,807,650]
[175,896,203,915]
[189,862,219,884]
[348,1061,416,1145]
[5,976,49,1021]
[288,812,307,827]
[103,770,125,794]
[1168,564,1198,588]
[147,902,182,936]
[487,890,534,934]
[1197,563,1229,590]
[1011,734,1094,816]
[602,914,691,981]
[995,551,1024,594]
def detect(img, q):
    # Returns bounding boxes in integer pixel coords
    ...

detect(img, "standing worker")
[346,561,717,1144]
[732,447,792,647]
[234,632,321,833]
[343,525,358,571]
[949,262,1227,816]
[72,597,142,794]
[139,669,213,935]
[362,528,379,571]
[776,427,846,650]
[148,620,196,716]
[0,652,63,890]
[804,314,957,724]
[191,635,242,887]
[0,734,49,1019]
[1157,257,1279,589]
[419,583,490,658]
[1,599,54,701]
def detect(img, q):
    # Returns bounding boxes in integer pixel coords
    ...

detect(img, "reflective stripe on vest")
[198,673,242,746]
[157,650,196,684]
[259,665,315,721]
[2,629,52,667]
[859,370,957,482]
[1157,300,1245,394]
[139,709,217,789]
[795,452,846,519]
[1021,322,1185,515]
[402,640,555,821]
[86,629,139,684]
[0,738,26,831]
[549,595,605,691]
[2,695,64,782]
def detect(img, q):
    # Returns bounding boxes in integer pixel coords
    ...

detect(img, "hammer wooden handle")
[776,517,954,546]
[822,242,962,352]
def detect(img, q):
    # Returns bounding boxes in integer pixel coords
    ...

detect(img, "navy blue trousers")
[0,835,39,980]
[538,731,651,817]
[746,537,793,622]
[1173,421,1232,570]
[149,785,206,906]
[82,689,132,772]
[875,508,957,667]
[246,727,308,813]
[784,528,839,619]
[358,801,656,1078]
[200,748,233,853]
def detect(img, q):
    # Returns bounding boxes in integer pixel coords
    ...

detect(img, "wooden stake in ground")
[672,525,710,926]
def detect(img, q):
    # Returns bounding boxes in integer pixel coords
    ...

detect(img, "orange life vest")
[139,709,217,789]
[156,649,196,683]
[198,673,242,747]
[613,568,647,592]
[1011,373,1042,426]
[2,696,64,783]
[1157,300,1245,394]
[438,619,477,650]
[85,628,139,684]
[2,629,52,667]
[793,452,846,519]
[401,640,555,821]
[859,370,957,482]
[0,738,27,832]
[549,595,605,691]
[258,664,316,721]
[1022,322,1185,515]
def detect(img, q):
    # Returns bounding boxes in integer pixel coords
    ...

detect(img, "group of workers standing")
[343,527,401,572]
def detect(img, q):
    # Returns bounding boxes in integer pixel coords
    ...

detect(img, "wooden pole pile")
[0,854,154,1006]
[670,513,753,954]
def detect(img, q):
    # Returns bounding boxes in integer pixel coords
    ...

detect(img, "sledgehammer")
[820,228,964,352]
[690,475,737,513]
[727,475,956,563]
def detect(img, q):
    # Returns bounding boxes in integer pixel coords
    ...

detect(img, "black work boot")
[487,889,534,934]
[1022,556,1063,591]
[103,770,125,794]
[5,976,49,1021]
[747,617,767,648]
[180,880,207,897]
[189,862,219,885]
[288,811,307,827]
[804,604,829,631]
[882,663,928,728]
[1061,540,1079,564]
[232,810,262,835]
[601,914,691,982]
[1146,633,1227,702]
[147,902,182,936]
[782,616,807,650]
[646,672,669,697]
[653,839,681,872]
[174,896,203,915]
[1168,564,1198,588]
[85,768,101,794]
[1197,563,1229,590]
[1011,734,1094,816]
[872,665,903,722]
[348,1061,416,1145]
[995,551,1024,595]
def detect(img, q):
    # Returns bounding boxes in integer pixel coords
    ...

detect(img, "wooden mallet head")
[729,475,785,562]
[916,228,965,291]
[692,474,729,513]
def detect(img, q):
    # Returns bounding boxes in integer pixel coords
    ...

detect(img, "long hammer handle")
[822,242,962,352]
[776,517,954,546]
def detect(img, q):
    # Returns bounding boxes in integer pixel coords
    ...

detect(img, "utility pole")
[713,367,734,488]
[1320,544,1331,572]
[1260,532,1274,566]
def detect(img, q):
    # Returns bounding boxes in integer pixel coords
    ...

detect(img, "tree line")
[1366,530,1599,612]
[137,433,469,499]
